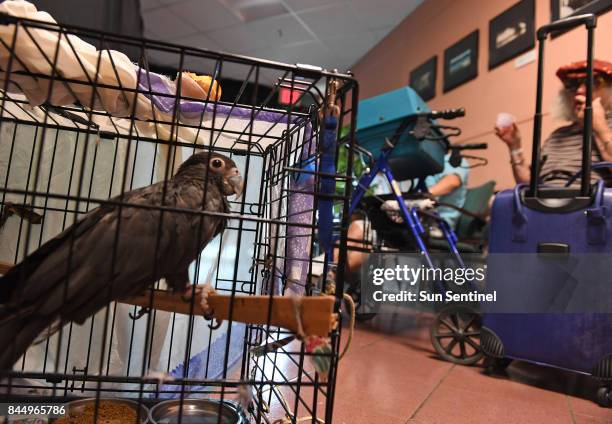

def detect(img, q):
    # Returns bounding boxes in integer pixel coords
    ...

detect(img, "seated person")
[380,152,469,233]
[338,152,469,279]
[496,59,612,186]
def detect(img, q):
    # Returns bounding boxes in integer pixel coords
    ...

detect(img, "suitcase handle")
[536,13,596,39]
[530,14,597,199]
[514,180,607,244]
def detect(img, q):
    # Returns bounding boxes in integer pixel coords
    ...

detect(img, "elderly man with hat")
[496,59,612,186]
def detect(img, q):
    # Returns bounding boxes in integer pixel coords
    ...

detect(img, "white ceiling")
[140,0,423,81]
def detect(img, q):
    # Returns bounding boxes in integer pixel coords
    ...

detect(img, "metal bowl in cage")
[149,399,247,424]
[56,398,149,423]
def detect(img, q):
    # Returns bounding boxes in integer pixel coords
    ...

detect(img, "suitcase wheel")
[483,357,513,375]
[593,354,612,381]
[480,327,505,358]
[597,386,611,408]
[430,305,483,365]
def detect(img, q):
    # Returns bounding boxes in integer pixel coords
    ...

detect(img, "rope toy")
[250,268,356,424]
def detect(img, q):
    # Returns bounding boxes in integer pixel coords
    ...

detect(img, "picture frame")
[410,56,437,101]
[443,30,479,93]
[551,0,612,22]
[489,0,535,69]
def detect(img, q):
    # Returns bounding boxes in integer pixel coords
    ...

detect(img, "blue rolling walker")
[348,109,467,269]
[340,106,489,365]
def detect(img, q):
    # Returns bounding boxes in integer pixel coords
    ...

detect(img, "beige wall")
[352,0,612,189]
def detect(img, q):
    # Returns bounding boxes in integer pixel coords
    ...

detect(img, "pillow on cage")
[0,1,212,178]
[0,1,147,115]
[0,1,309,176]
[0,0,294,176]
[0,1,220,125]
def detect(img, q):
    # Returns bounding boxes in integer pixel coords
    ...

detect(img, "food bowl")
[149,399,247,424]
[55,398,149,423]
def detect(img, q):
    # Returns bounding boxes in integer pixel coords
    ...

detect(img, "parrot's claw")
[180,284,219,324]
[194,284,221,328]
[207,317,223,330]
[129,306,150,320]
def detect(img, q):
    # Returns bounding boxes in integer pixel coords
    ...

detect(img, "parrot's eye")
[211,158,224,169]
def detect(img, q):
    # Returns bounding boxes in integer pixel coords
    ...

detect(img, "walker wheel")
[597,386,611,408]
[430,305,483,365]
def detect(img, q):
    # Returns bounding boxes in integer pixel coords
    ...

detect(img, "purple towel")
[136,68,298,125]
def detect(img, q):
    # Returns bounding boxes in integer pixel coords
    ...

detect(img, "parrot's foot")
[198,284,215,318]
[180,285,197,303]
[181,284,215,318]
[145,370,174,387]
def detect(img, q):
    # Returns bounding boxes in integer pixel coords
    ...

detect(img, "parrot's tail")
[0,314,48,372]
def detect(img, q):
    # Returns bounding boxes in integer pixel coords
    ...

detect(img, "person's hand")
[593,97,610,136]
[575,96,609,135]
[416,198,435,210]
[494,122,521,150]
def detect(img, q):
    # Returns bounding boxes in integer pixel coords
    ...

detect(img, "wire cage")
[0,2,358,423]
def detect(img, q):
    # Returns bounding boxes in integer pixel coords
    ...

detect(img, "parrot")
[0,151,243,371]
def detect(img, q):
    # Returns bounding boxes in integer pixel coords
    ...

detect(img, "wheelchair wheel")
[430,305,483,365]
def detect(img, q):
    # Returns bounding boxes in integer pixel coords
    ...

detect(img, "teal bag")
[356,86,446,180]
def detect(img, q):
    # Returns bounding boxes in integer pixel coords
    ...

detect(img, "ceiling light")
[219,0,289,22]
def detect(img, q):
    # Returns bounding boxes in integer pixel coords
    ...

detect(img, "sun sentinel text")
[368,263,497,304]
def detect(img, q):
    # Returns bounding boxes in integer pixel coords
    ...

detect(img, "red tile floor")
[330,310,612,424]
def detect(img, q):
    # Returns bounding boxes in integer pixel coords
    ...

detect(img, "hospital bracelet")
[510,147,523,157]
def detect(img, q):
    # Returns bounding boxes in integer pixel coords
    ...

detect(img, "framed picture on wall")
[443,30,479,93]
[551,0,612,22]
[489,0,535,69]
[410,56,437,101]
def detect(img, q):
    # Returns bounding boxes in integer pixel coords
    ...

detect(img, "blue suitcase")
[356,86,446,180]
[481,15,612,407]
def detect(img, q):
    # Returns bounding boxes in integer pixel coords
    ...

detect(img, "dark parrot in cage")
[0,151,243,370]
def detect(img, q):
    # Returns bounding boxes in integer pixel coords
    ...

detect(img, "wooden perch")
[0,262,337,336]
[122,289,338,337]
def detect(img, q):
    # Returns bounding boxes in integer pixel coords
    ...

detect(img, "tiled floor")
[332,310,612,424]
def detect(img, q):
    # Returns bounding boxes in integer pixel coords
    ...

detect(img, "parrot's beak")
[228,174,244,199]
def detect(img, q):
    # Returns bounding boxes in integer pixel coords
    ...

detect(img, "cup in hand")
[496,112,516,130]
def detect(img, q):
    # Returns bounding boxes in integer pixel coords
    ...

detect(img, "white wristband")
[510,147,523,157]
